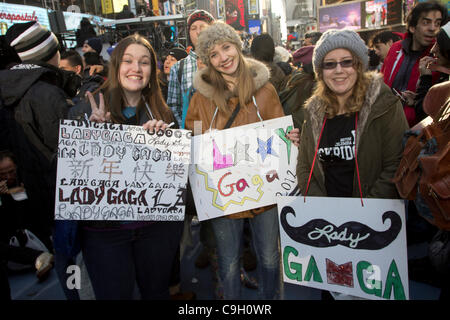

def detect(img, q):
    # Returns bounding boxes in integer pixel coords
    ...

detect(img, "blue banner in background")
[248,19,261,35]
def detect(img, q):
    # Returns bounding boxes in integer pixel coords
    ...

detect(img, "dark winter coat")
[0,62,71,227]
[297,73,409,199]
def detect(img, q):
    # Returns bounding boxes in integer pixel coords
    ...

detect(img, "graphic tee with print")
[318,114,356,197]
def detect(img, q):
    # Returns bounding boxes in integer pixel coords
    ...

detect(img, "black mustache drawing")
[280,206,402,250]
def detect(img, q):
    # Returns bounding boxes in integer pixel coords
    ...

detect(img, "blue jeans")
[210,206,281,299]
[81,222,183,300]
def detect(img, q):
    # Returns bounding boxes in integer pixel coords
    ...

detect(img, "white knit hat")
[274,46,292,63]
[312,29,368,74]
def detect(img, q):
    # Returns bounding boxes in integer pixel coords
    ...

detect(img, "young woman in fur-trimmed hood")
[185,21,299,300]
[296,29,409,299]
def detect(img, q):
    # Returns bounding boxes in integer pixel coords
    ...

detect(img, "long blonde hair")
[95,33,173,124]
[201,43,255,115]
[312,51,372,118]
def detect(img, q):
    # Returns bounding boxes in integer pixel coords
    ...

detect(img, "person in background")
[166,9,220,298]
[159,48,188,101]
[156,46,193,300]
[60,49,83,75]
[81,33,182,300]
[382,1,447,127]
[293,45,315,74]
[59,50,105,121]
[0,21,70,248]
[185,21,300,300]
[117,4,135,19]
[303,32,322,46]
[280,44,316,130]
[82,37,103,57]
[80,38,108,79]
[414,21,450,121]
[83,51,108,77]
[76,17,96,48]
[368,48,381,71]
[251,33,288,93]
[1,21,79,301]
[405,23,449,301]
[167,9,215,125]
[274,46,294,76]
[296,29,408,300]
[382,0,447,250]
[0,150,55,300]
[371,30,402,63]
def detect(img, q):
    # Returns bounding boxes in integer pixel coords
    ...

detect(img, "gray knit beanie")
[196,21,242,65]
[312,29,368,74]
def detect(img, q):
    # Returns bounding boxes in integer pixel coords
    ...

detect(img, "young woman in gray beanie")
[296,29,409,299]
[185,21,300,300]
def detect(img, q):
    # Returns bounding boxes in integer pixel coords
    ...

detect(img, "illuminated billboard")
[319,2,361,33]
[225,0,245,31]
[365,0,387,28]
[0,2,50,35]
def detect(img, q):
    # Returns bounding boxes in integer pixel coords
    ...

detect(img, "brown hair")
[201,42,255,115]
[96,33,173,124]
[312,51,372,118]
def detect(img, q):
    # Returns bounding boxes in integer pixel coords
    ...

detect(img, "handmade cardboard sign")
[55,119,191,221]
[277,196,409,300]
[189,116,299,221]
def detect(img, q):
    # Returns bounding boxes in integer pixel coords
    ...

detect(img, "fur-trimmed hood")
[305,72,398,151]
[192,58,270,99]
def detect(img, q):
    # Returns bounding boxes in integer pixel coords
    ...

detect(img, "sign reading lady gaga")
[278,196,409,300]
[55,119,191,221]
[189,116,299,221]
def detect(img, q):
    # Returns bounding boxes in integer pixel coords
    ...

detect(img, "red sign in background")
[225,0,245,30]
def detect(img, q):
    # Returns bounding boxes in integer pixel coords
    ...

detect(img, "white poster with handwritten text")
[55,120,191,221]
[278,196,409,300]
[189,116,299,221]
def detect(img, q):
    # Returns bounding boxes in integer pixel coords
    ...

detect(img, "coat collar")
[193,57,270,99]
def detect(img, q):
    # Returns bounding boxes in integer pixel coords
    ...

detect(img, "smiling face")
[409,10,443,51]
[209,41,240,78]
[118,43,151,98]
[322,48,357,102]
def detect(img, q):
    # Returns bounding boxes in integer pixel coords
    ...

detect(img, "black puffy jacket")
[0,62,71,226]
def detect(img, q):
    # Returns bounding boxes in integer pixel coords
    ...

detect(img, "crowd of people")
[0,0,449,301]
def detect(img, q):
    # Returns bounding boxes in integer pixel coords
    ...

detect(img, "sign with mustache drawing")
[278,196,409,300]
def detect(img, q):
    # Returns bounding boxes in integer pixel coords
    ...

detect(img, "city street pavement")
[8,220,441,301]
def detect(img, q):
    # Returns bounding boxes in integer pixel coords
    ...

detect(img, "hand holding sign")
[142,119,172,133]
[87,91,111,123]
[286,127,300,147]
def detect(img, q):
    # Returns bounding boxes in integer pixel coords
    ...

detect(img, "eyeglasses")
[322,59,354,70]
